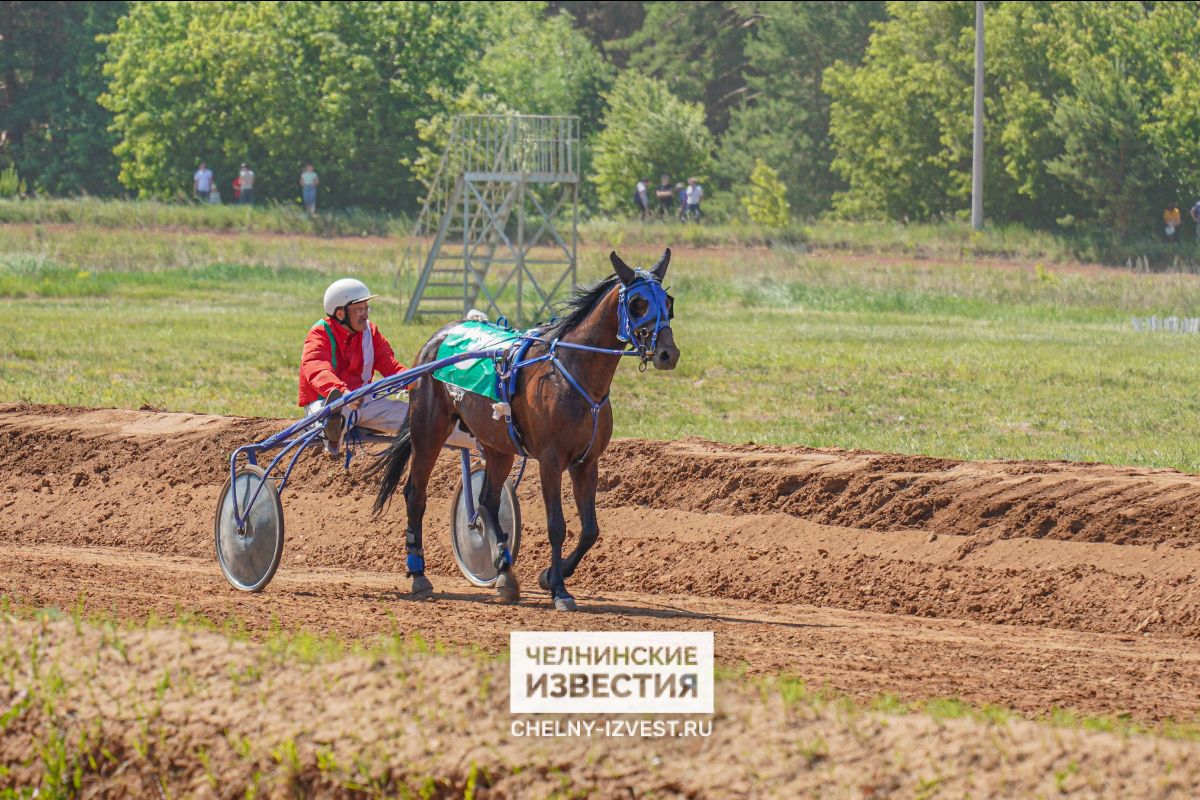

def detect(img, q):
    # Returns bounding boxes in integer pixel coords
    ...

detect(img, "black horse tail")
[370,416,412,516]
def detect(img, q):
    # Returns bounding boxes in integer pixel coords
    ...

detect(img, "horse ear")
[650,248,671,280]
[610,251,636,285]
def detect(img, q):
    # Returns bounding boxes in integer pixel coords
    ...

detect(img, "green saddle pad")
[432,321,523,402]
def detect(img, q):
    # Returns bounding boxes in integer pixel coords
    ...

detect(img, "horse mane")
[536,273,621,341]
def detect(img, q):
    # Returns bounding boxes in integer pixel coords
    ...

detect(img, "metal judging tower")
[401,115,580,325]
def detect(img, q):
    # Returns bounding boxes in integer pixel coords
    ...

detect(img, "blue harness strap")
[497,337,536,458]
[548,340,610,467]
[494,334,614,468]
[476,273,670,466]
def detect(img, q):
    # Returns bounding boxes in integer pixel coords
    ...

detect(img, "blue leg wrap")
[493,547,512,570]
[406,553,426,575]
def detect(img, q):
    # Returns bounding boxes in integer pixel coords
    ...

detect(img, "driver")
[297,278,410,455]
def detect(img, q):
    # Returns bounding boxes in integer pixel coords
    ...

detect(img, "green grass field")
[3,215,1200,471]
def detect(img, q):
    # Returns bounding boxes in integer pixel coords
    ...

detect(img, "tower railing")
[400,115,580,325]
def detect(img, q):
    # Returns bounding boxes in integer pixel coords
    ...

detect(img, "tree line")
[0,1,1196,240]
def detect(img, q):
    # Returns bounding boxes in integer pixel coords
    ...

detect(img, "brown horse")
[373,249,679,610]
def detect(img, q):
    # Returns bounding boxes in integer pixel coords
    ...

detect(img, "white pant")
[305,396,477,449]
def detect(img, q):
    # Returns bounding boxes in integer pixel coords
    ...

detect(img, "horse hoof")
[538,568,551,592]
[553,595,577,612]
[411,574,433,600]
[496,570,520,604]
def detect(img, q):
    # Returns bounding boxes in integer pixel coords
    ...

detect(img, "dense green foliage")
[0,166,25,199]
[717,1,884,217]
[407,2,612,204]
[742,159,790,228]
[100,2,491,210]
[590,72,714,213]
[826,1,1200,237]
[615,1,760,137]
[1,1,1198,240]
[474,3,613,132]
[0,1,126,196]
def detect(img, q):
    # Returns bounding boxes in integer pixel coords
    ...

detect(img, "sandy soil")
[8,617,1200,799]
[4,403,1200,796]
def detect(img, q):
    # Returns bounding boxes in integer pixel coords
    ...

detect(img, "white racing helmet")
[323,278,378,316]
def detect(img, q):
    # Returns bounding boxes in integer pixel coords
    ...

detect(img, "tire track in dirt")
[5,542,1200,723]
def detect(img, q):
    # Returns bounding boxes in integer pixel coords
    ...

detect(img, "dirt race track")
[6,402,1200,796]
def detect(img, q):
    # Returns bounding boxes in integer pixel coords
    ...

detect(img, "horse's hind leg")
[477,447,518,603]
[402,387,453,599]
[402,444,440,599]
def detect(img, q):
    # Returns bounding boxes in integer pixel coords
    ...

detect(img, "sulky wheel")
[215,464,285,592]
[448,467,521,587]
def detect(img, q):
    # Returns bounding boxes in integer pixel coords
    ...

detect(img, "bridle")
[616,270,675,366]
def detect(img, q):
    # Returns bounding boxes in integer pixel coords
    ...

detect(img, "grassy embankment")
[4,196,1200,265]
[2,206,1200,471]
[5,601,1200,799]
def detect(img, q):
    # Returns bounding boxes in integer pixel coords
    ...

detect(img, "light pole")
[971,0,984,232]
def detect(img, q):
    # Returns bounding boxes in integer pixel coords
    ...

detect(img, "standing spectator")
[193,162,213,203]
[1191,198,1200,244]
[685,177,704,222]
[238,163,256,206]
[633,177,650,221]
[232,174,242,203]
[676,182,687,221]
[1164,203,1181,243]
[300,164,320,215]
[655,174,674,220]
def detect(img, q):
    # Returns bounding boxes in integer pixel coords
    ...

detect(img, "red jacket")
[298,318,406,406]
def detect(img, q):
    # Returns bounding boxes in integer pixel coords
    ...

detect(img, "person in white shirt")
[634,178,650,221]
[300,164,319,215]
[238,163,256,206]
[193,163,213,202]
[685,178,704,221]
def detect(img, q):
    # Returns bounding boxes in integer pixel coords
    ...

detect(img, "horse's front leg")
[537,457,575,611]
[562,459,600,581]
[478,447,519,603]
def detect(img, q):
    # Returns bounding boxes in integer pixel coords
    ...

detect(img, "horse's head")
[610,249,680,370]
